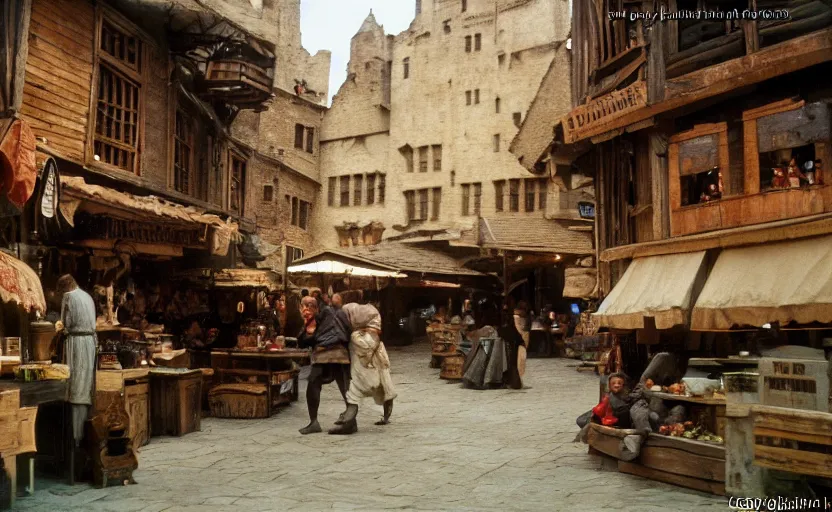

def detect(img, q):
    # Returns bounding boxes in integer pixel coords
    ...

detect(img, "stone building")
[315,0,574,249]
[230,0,331,272]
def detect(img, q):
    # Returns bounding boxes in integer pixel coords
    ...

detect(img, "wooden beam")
[566,28,832,144]
[73,239,185,258]
[600,212,832,262]
[10,0,34,113]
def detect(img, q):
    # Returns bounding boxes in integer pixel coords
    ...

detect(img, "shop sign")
[562,81,648,144]
[40,158,59,219]
[578,201,595,219]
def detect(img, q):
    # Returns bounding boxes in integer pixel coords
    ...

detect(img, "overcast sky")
[300,0,415,105]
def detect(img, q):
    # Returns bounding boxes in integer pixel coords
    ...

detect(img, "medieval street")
[15,344,725,512]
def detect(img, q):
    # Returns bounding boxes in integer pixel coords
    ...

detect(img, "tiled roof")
[479,217,594,255]
[342,243,484,276]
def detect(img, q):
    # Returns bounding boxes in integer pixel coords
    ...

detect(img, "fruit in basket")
[658,425,670,435]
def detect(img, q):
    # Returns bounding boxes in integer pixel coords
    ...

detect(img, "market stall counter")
[209,348,309,419]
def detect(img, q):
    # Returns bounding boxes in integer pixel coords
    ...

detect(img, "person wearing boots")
[330,302,397,435]
[297,296,351,435]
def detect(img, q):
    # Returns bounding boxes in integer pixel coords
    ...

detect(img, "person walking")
[297,296,351,434]
[329,301,397,435]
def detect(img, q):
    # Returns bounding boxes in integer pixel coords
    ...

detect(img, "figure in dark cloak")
[297,296,351,434]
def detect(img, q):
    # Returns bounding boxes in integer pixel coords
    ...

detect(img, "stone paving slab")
[16,343,729,511]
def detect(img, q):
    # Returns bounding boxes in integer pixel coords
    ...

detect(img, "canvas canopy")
[287,260,406,278]
[594,251,707,330]
[0,250,45,313]
[691,235,832,330]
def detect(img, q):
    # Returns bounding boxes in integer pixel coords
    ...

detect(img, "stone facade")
[226,0,330,272]
[315,0,572,249]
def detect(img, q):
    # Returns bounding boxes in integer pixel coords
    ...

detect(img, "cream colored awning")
[594,251,707,330]
[287,260,407,279]
[691,235,832,330]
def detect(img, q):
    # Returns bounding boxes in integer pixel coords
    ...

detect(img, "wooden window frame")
[305,126,315,154]
[405,190,416,221]
[474,89,480,104]
[665,100,832,237]
[263,184,274,202]
[432,145,442,172]
[538,178,547,211]
[465,35,472,53]
[474,33,481,51]
[340,175,351,207]
[494,180,505,212]
[228,151,247,216]
[173,108,195,196]
[473,182,482,215]
[290,196,299,225]
[466,90,472,106]
[668,122,730,213]
[299,200,310,230]
[294,124,304,149]
[461,184,471,216]
[418,189,429,220]
[509,179,520,212]
[367,174,376,205]
[88,8,148,175]
[418,146,429,173]
[328,177,336,206]
[403,58,410,79]
[431,188,441,220]
[287,246,304,265]
[524,179,536,212]
[353,174,363,206]
[378,174,386,204]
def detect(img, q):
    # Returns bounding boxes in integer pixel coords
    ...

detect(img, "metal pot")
[28,321,57,362]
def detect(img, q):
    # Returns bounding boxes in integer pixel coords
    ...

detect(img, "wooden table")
[210,350,310,417]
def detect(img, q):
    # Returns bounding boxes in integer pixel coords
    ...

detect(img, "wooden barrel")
[440,354,465,380]
[29,321,57,362]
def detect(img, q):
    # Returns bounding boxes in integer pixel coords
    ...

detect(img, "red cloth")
[592,395,619,426]
[0,119,37,211]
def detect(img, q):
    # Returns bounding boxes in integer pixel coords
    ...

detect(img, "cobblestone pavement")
[18,343,730,511]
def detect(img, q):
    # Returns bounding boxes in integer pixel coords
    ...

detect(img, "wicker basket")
[440,354,465,380]
[208,383,268,419]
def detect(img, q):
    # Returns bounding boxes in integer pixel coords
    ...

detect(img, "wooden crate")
[150,370,203,437]
[208,383,268,419]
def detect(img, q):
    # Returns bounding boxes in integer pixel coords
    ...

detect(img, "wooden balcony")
[201,59,272,108]
[670,184,832,237]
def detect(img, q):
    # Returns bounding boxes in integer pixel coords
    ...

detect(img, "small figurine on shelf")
[772,166,789,189]
[787,158,807,188]
[815,159,824,185]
